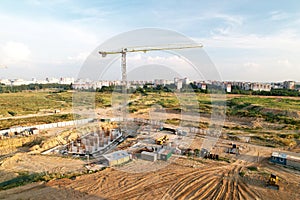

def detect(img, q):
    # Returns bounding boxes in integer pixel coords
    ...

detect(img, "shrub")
[7,111,16,116]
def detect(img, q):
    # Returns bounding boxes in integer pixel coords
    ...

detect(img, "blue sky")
[0,0,299,81]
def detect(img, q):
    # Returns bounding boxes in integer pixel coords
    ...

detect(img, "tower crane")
[98,43,203,129]
[99,43,203,87]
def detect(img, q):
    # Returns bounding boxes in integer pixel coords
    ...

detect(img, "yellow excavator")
[267,174,279,190]
[156,135,169,145]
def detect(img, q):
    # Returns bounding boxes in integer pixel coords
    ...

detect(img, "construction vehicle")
[156,135,169,145]
[227,143,239,154]
[267,174,279,190]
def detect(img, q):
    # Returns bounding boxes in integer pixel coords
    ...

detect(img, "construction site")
[1,116,300,200]
[0,38,300,200]
[0,88,300,200]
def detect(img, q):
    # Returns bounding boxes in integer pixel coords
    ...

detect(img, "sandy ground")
[0,141,299,200]
[1,153,86,174]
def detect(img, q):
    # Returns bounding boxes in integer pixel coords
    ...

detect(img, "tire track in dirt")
[185,174,223,199]
[172,173,218,199]
[198,177,223,199]
[211,166,232,200]
[167,171,207,196]
[109,175,172,200]
[164,160,261,200]
[213,175,228,200]
[238,181,261,200]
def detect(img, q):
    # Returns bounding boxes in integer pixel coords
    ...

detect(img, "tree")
[194,149,200,157]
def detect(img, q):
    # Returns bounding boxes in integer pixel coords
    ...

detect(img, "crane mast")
[121,50,127,87]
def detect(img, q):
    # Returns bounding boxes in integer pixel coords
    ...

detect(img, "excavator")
[267,174,279,190]
[156,135,169,145]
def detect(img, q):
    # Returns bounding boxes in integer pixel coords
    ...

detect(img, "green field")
[0,114,77,130]
[228,96,300,111]
[0,92,72,117]
[1,91,300,148]
[0,91,112,117]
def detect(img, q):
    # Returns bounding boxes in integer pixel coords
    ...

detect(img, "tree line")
[0,83,72,93]
[2,82,298,97]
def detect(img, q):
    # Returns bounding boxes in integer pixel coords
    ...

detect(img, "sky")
[0,0,299,82]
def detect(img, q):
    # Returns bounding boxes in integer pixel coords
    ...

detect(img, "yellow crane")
[98,44,203,124]
[156,135,169,145]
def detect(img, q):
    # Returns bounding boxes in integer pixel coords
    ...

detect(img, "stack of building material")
[141,151,157,162]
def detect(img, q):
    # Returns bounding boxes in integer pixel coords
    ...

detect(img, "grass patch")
[0,172,45,190]
[0,169,103,191]
[0,113,79,130]
[218,157,231,163]
[239,171,246,177]
[247,166,258,171]
[0,91,113,118]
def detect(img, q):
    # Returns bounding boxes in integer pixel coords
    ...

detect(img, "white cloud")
[277,59,290,66]
[0,11,114,78]
[214,14,243,26]
[127,53,189,69]
[243,62,260,67]
[270,11,289,21]
[25,0,42,5]
[199,29,300,51]
[67,52,90,62]
[0,41,31,64]
[126,53,196,79]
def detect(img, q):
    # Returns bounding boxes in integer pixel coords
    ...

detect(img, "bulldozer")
[267,174,279,190]
[156,135,169,145]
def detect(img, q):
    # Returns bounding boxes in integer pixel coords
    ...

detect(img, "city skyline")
[0,1,300,81]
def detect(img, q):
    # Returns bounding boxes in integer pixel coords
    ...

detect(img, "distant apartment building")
[283,81,296,90]
[242,83,251,91]
[193,81,207,90]
[10,79,33,86]
[1,76,299,94]
[45,77,59,84]
[153,79,173,86]
[226,83,232,93]
[218,82,232,93]
[250,83,271,92]
[0,79,11,85]
[271,82,284,89]
[175,80,183,90]
[174,77,191,90]
[59,77,74,85]
[183,77,189,85]
[231,81,271,92]
[296,82,300,91]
